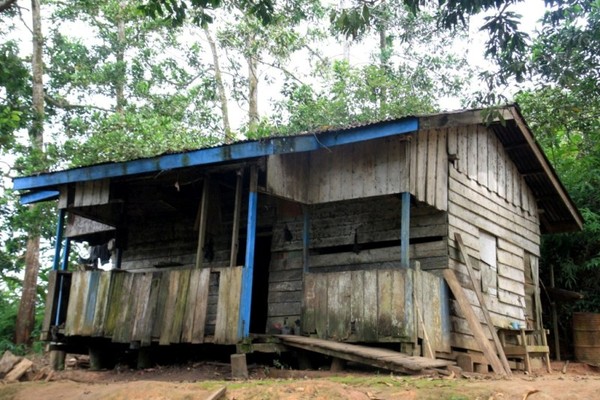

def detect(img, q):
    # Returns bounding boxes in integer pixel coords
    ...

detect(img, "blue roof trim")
[13,118,418,191]
[20,190,60,204]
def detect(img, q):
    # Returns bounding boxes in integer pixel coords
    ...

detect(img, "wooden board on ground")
[276,335,453,375]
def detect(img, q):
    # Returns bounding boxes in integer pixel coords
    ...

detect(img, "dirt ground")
[2,358,600,400]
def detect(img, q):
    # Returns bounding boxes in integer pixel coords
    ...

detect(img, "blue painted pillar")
[52,209,66,271]
[60,239,71,270]
[401,192,410,269]
[238,165,258,339]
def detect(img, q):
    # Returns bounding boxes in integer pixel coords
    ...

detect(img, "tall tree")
[14,0,45,346]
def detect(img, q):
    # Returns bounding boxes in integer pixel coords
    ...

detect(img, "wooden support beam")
[52,209,66,271]
[443,268,506,375]
[400,192,410,268]
[238,165,258,338]
[454,233,512,376]
[550,264,561,361]
[229,169,243,267]
[195,178,210,269]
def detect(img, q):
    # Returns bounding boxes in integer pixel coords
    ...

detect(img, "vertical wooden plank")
[41,271,58,340]
[92,271,111,337]
[401,192,410,269]
[373,139,388,196]
[230,170,243,267]
[404,268,416,343]
[391,269,405,338]
[327,148,340,201]
[350,270,365,339]
[64,272,83,336]
[151,272,169,340]
[506,157,514,205]
[182,269,201,343]
[497,142,506,199]
[363,270,378,342]
[341,146,353,202]
[226,267,243,343]
[140,272,161,347]
[159,270,180,345]
[191,268,211,343]
[81,271,100,336]
[169,269,191,344]
[513,164,521,208]
[238,165,258,339]
[335,273,352,340]
[436,128,448,211]
[103,271,125,338]
[386,137,400,194]
[326,273,340,339]
[426,130,438,206]
[399,141,410,193]
[447,126,458,156]
[302,273,317,334]
[196,179,210,268]
[521,178,530,214]
[111,272,133,342]
[488,133,498,194]
[51,209,65,272]
[416,130,428,202]
[409,133,418,195]
[467,125,478,180]
[477,126,488,187]
[377,269,393,338]
[457,127,468,173]
[352,143,366,200]
[314,274,329,339]
[131,273,153,342]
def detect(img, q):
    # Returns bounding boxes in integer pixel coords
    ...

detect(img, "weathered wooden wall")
[63,267,242,345]
[266,131,449,212]
[266,195,448,335]
[445,124,541,352]
[302,268,450,352]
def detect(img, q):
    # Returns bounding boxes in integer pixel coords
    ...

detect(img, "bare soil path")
[1,360,599,399]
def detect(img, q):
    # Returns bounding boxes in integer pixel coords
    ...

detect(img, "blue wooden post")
[60,239,70,270]
[53,209,66,326]
[52,209,66,271]
[401,192,410,268]
[238,166,258,339]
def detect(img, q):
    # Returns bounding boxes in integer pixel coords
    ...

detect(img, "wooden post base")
[230,354,248,379]
[50,349,66,371]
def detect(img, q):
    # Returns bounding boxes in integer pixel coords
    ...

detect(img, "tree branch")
[44,94,113,113]
[256,58,305,85]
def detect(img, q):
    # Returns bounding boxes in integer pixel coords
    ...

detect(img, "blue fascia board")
[13,118,418,191]
[20,190,60,204]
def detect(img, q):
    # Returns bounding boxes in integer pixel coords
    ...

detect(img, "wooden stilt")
[195,178,210,269]
[229,170,243,267]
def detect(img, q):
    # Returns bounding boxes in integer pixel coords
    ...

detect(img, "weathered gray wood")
[477,125,488,187]
[230,170,243,267]
[41,270,58,340]
[214,267,242,344]
[4,358,33,382]
[435,128,448,211]
[195,179,210,269]
[443,269,506,375]
[467,125,478,180]
[426,129,438,206]
[140,272,161,346]
[416,130,428,202]
[92,271,111,337]
[159,270,180,345]
[276,335,454,374]
[169,268,191,343]
[455,233,512,376]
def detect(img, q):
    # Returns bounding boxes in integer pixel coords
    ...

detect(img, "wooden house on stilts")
[13,105,582,374]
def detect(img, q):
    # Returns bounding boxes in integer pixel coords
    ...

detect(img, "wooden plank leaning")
[454,233,512,376]
[443,268,506,375]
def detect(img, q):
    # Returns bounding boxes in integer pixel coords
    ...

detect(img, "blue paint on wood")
[238,176,258,339]
[400,192,410,269]
[20,190,59,204]
[55,274,64,326]
[84,271,100,328]
[303,206,310,273]
[13,118,418,192]
[60,239,70,271]
[52,209,66,271]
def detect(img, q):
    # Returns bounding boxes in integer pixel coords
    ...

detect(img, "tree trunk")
[246,42,259,128]
[15,0,44,347]
[203,25,233,142]
[115,3,126,113]
[14,237,40,345]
